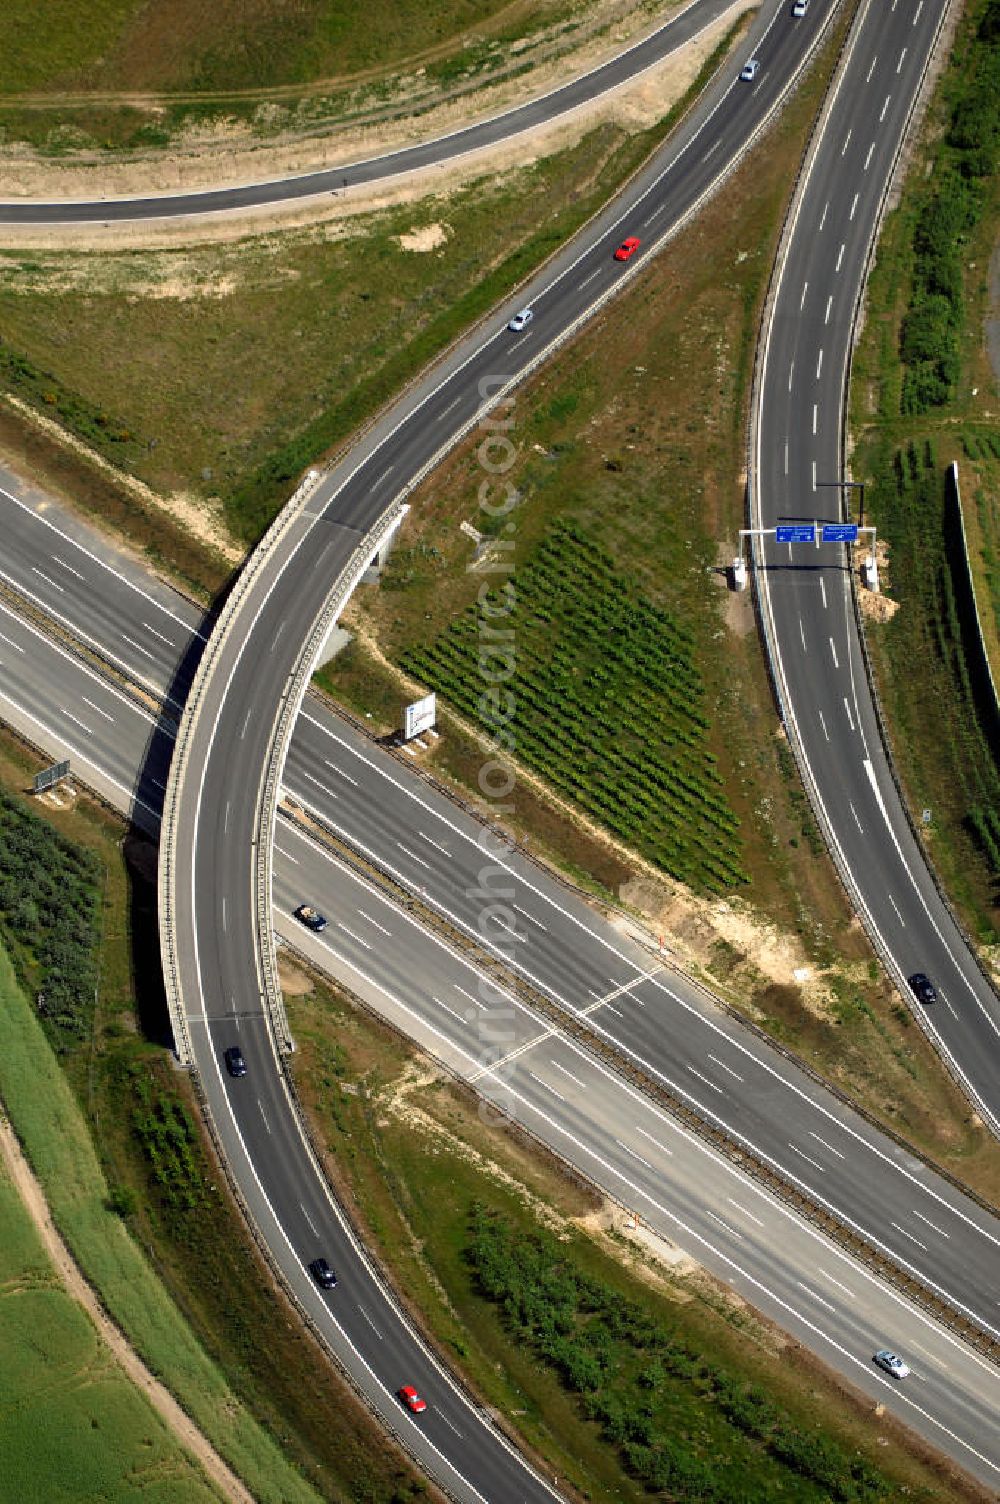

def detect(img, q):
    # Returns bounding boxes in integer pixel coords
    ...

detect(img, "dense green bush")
[0,787,102,1040]
[468,1207,895,1501]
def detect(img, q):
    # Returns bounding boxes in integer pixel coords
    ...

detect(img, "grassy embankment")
[318,9,1000,1198]
[0,17,744,595]
[0,730,425,1504]
[849,0,1000,947]
[0,1082,224,1504]
[0,0,621,152]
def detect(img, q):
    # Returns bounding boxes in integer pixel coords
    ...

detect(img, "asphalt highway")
[1,592,998,1485]
[0,0,734,225]
[751,0,1000,1134]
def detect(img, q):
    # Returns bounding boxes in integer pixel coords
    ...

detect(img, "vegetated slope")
[0,0,574,95]
[402,522,745,892]
[852,0,1000,941]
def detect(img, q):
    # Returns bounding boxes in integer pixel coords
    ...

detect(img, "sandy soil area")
[1,0,753,251]
[0,1114,254,1504]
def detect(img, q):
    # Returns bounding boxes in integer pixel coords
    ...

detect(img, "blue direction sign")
[776,524,816,544]
[822,523,859,543]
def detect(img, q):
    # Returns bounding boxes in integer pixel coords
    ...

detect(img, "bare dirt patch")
[396,222,451,253]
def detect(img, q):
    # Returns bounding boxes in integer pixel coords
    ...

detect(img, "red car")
[614,236,641,262]
[399,1385,428,1414]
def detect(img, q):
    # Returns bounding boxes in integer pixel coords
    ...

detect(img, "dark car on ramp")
[308,1257,338,1289]
[295,904,328,933]
[907,973,938,1006]
[224,1046,247,1078]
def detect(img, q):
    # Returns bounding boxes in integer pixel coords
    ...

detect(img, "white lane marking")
[784,440,789,475]
[323,760,358,786]
[708,1052,744,1083]
[809,1132,845,1160]
[513,903,547,932]
[375,465,395,487]
[819,575,827,608]
[53,556,85,581]
[432,994,464,1024]
[849,802,864,835]
[816,348,824,379]
[453,983,486,1011]
[706,1210,742,1240]
[800,279,809,310]
[0,630,24,652]
[643,200,671,225]
[31,567,64,593]
[829,637,839,668]
[358,1306,383,1340]
[818,710,830,742]
[866,56,877,83]
[913,0,923,20]
[420,830,450,855]
[726,1198,764,1228]
[799,617,807,652]
[897,46,907,73]
[142,619,176,647]
[788,359,795,392]
[818,200,829,231]
[62,709,93,735]
[438,1413,462,1439]
[797,1281,836,1313]
[551,1059,586,1089]
[81,696,114,723]
[358,910,392,938]
[616,1138,653,1171]
[788,1141,825,1173]
[888,894,905,927]
[579,269,601,288]
[824,295,832,325]
[864,142,875,171]
[257,1101,271,1134]
[121,632,155,660]
[843,696,855,731]
[271,620,286,652]
[635,1126,673,1158]
[687,1065,724,1096]
[849,191,859,220]
[811,459,817,491]
[300,1202,319,1236]
[437,395,462,422]
[912,1209,950,1240]
[892,1221,928,1253]
[274,843,299,865]
[397,842,432,870]
[301,769,338,800]
[528,1070,564,1103]
[337,922,372,951]
[221,896,227,932]
[880,94,891,122]
[836,243,845,272]
[223,800,230,834]
[812,404,818,435]
[841,128,852,156]
[240,707,253,739]
[941,992,958,1021]
[699,139,721,165]
[817,1267,853,1298]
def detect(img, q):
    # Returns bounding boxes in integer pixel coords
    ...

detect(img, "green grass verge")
[0,1114,225,1504]
[850,0,1000,942]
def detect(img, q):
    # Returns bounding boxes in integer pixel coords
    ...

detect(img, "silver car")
[873,1349,910,1379]
[508,308,534,333]
[740,58,760,82]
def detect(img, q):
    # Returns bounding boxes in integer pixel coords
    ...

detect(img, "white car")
[740,58,760,82]
[508,308,533,332]
[873,1349,910,1380]
[792,0,809,15]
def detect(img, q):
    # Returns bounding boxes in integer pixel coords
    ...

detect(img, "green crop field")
[0,1078,223,1502]
[402,522,745,892]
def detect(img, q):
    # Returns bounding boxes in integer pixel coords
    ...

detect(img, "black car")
[224,1045,247,1077]
[295,904,328,933]
[309,1257,337,1289]
[907,973,938,1006]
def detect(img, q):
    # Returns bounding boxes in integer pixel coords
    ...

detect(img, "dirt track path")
[0,1112,256,1504]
